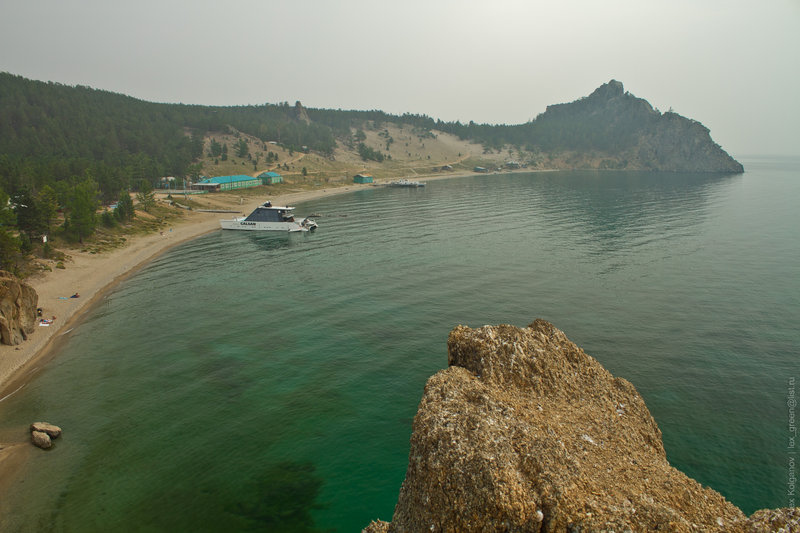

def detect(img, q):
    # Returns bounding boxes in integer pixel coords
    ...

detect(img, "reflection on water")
[523,171,739,259]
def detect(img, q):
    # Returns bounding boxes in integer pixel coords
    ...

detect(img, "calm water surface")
[1,159,798,531]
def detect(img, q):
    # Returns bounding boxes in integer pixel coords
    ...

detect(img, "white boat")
[220,202,318,232]
[388,179,425,187]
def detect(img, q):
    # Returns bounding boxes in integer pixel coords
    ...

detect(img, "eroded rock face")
[742,508,800,532]
[537,80,744,173]
[0,270,38,345]
[373,320,794,533]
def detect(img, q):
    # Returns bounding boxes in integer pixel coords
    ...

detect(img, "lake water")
[1,158,798,531]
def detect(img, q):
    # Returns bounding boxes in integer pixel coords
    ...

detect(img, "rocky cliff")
[365,320,798,532]
[0,270,38,345]
[530,80,744,173]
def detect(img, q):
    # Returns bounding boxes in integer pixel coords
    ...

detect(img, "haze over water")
[1,159,798,532]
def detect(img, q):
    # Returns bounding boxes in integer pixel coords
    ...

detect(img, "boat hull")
[220,218,313,232]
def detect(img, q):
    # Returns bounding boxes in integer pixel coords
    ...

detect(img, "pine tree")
[12,189,46,238]
[236,139,249,158]
[115,190,135,222]
[67,178,98,243]
[135,180,156,213]
[0,187,20,272]
[37,184,59,234]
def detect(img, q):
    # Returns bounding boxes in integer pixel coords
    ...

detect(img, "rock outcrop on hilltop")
[0,270,38,345]
[365,320,798,532]
[293,100,311,124]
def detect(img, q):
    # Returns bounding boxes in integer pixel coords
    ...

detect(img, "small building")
[193,175,260,192]
[441,165,453,171]
[191,182,222,192]
[353,174,373,184]
[473,166,488,173]
[505,161,521,169]
[258,171,284,185]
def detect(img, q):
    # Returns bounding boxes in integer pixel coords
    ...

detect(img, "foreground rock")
[366,320,797,532]
[0,270,38,345]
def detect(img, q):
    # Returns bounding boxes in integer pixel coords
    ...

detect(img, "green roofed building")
[353,174,373,184]
[194,175,260,192]
[258,171,284,185]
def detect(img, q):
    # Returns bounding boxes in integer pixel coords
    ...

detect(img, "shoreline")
[0,169,490,396]
[0,168,521,496]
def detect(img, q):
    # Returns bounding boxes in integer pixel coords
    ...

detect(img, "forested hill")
[0,72,337,200]
[0,73,742,201]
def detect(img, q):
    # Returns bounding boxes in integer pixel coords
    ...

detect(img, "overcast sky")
[1,0,798,157]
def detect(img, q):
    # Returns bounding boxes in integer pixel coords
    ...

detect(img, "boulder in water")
[31,431,52,450]
[30,422,62,439]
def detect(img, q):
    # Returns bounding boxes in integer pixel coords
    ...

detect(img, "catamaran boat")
[220,202,318,232]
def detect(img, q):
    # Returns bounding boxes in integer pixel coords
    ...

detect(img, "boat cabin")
[243,203,296,223]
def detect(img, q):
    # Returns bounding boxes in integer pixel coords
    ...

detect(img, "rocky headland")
[528,80,744,173]
[0,271,37,346]
[365,320,798,532]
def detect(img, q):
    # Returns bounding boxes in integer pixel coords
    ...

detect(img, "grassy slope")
[193,124,513,187]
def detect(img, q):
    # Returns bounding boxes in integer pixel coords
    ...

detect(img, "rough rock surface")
[0,270,38,345]
[31,430,52,449]
[742,508,800,532]
[30,422,62,439]
[368,320,797,532]
[293,100,311,124]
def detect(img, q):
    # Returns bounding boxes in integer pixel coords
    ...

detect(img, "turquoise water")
[1,159,798,531]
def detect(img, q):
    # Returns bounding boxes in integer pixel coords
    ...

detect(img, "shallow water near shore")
[1,159,798,531]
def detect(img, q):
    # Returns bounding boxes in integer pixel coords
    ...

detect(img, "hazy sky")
[1,0,798,157]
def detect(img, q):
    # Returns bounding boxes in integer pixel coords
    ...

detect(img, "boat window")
[244,208,282,222]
